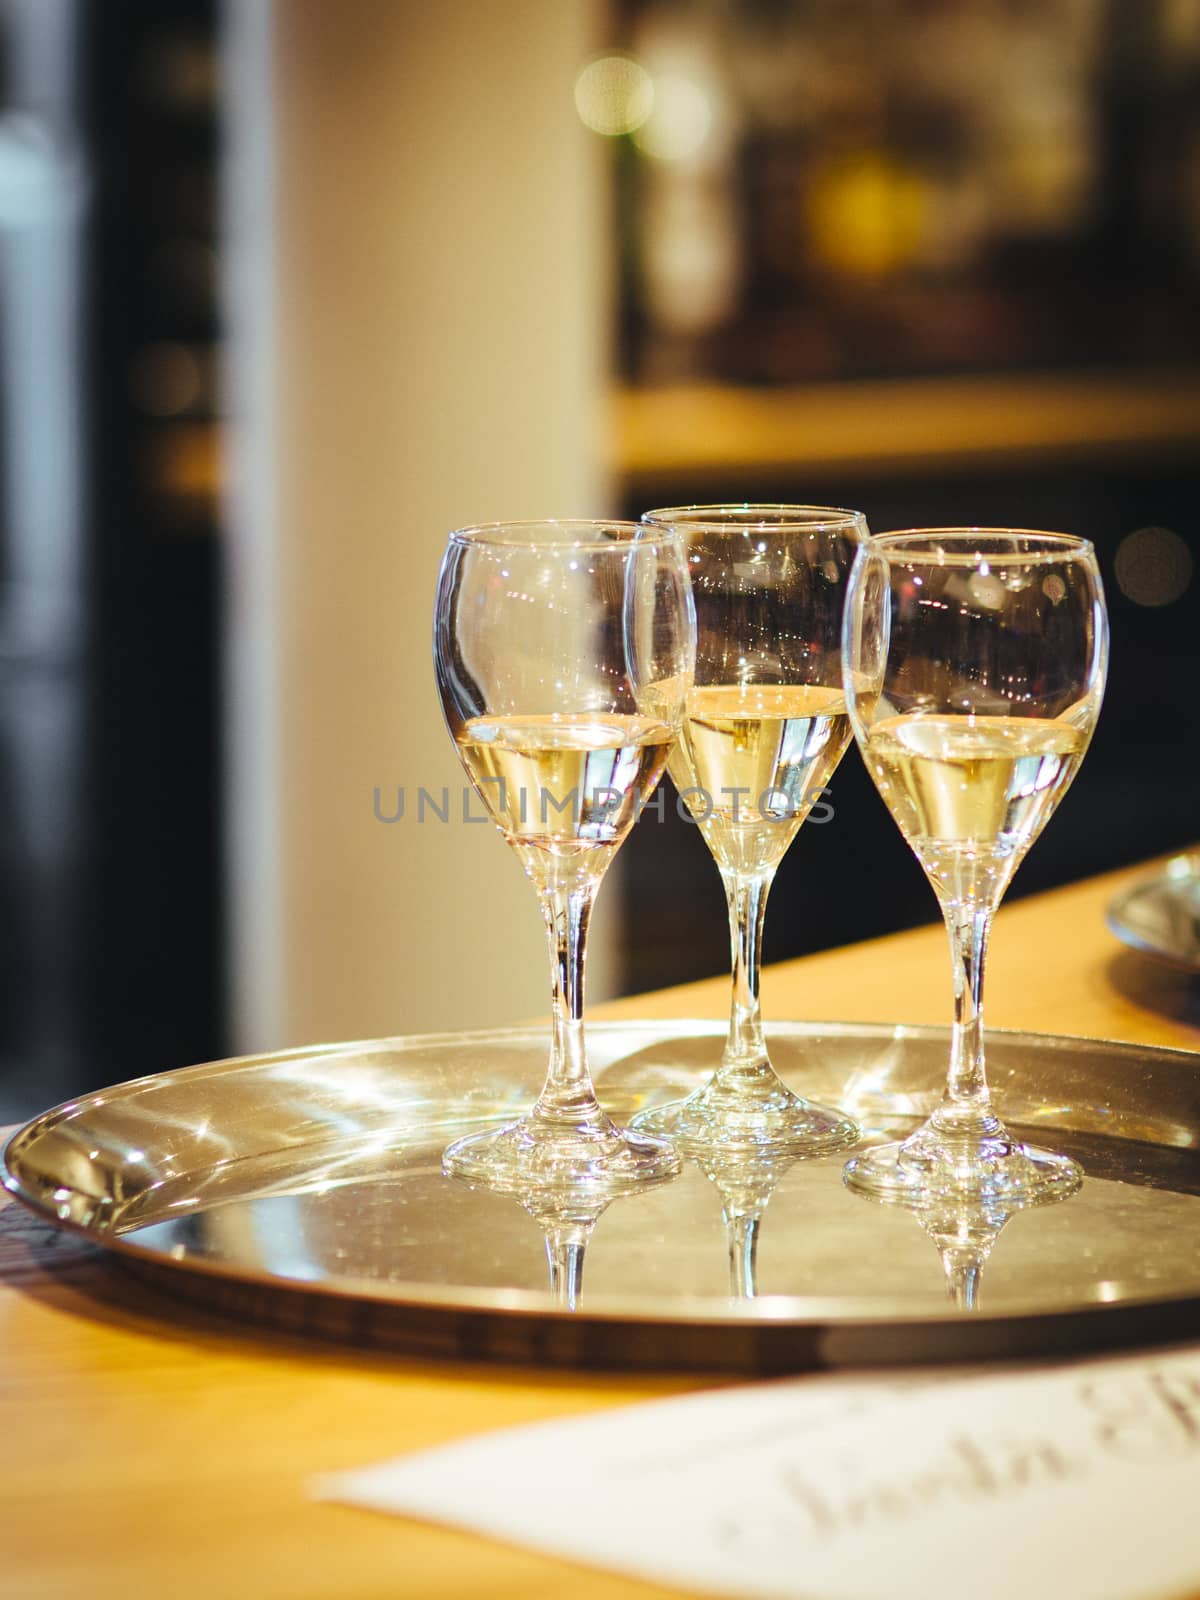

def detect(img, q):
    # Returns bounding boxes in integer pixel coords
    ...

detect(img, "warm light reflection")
[806,152,927,277]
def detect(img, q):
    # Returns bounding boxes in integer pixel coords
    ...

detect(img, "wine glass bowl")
[434,520,695,1194]
[842,529,1108,1204]
[632,505,866,1158]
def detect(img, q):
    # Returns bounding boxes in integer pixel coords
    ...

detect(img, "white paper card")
[315,1347,1200,1600]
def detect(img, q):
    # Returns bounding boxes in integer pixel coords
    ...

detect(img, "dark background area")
[0,0,222,1120]
[85,0,224,1092]
[606,0,1200,993]
[609,0,1200,386]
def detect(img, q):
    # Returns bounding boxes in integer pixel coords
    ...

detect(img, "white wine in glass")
[634,505,865,1157]
[842,529,1108,1203]
[434,520,695,1196]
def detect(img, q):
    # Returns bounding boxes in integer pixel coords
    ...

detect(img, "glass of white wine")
[435,520,695,1194]
[634,505,865,1156]
[842,528,1108,1202]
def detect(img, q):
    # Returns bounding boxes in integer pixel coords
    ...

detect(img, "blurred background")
[0,0,1197,1119]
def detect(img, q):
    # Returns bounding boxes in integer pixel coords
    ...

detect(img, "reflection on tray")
[689,1144,801,1302]
[4,1022,1200,1368]
[445,1170,674,1314]
[848,1177,1078,1313]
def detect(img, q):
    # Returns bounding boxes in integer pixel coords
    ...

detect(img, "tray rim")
[4,1017,1200,1348]
[6,1013,1200,1137]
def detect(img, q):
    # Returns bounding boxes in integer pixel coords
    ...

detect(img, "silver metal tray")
[4,1020,1199,1371]
[1107,851,1200,971]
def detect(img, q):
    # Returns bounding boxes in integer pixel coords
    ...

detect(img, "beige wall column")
[225,0,612,1051]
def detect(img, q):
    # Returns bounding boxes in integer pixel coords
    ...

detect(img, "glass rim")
[863,527,1096,565]
[446,518,682,552]
[641,503,866,533]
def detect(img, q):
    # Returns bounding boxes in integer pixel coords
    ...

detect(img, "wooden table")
[2,855,1196,1600]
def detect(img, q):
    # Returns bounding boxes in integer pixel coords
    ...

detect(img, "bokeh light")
[574,55,654,138]
[128,341,202,416]
[632,74,712,163]
[1113,526,1193,608]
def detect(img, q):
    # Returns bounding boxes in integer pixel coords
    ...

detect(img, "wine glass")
[842,528,1108,1202]
[434,520,695,1193]
[633,505,865,1156]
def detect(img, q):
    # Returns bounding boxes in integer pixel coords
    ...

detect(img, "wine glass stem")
[544,1225,589,1311]
[719,869,772,1084]
[532,879,608,1129]
[941,1249,983,1311]
[724,1209,760,1299]
[934,900,998,1135]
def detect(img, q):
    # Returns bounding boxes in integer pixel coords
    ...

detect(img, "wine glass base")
[442,1117,681,1196]
[633,1079,859,1159]
[843,1126,1083,1206]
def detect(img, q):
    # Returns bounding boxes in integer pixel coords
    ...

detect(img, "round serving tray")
[1107,851,1200,972]
[4,1020,1199,1371]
